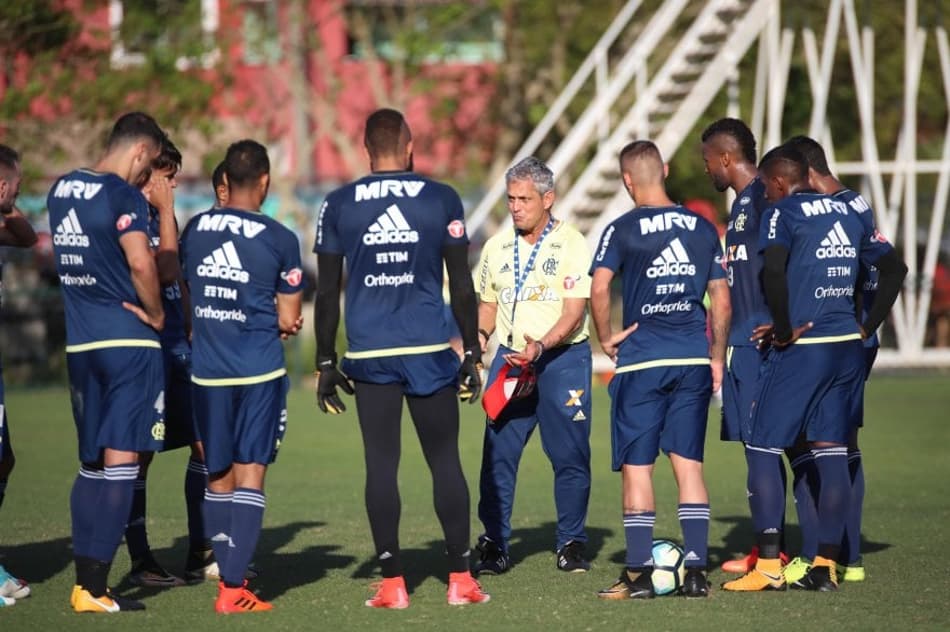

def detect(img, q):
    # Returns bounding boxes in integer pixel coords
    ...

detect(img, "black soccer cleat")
[792,565,838,592]
[680,567,710,598]
[556,540,591,573]
[473,537,511,576]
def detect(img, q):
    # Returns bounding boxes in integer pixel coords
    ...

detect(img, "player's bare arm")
[591,267,637,362]
[146,173,180,286]
[276,291,303,338]
[477,301,497,353]
[120,230,165,331]
[706,277,731,391]
[0,207,37,247]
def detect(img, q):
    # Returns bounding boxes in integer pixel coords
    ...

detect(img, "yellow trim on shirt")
[344,343,451,360]
[66,339,161,353]
[191,368,287,386]
[614,357,711,374]
[795,333,862,345]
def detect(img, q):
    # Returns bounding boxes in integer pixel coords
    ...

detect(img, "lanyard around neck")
[509,217,554,346]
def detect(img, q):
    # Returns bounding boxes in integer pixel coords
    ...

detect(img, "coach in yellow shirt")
[472,156,593,576]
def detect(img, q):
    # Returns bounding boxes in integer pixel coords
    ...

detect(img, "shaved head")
[364,108,411,159]
[759,144,810,202]
[759,145,808,185]
[619,140,664,188]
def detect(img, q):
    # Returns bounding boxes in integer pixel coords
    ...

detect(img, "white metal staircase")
[466,0,775,246]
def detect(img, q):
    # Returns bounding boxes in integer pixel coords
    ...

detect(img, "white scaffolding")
[468,0,950,368]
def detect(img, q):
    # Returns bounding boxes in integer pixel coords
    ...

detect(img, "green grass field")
[1,374,948,630]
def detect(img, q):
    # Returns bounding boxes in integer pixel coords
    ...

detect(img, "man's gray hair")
[505,156,555,195]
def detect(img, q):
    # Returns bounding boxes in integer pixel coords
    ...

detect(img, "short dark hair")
[785,135,832,176]
[364,108,410,157]
[701,118,757,164]
[106,111,166,150]
[152,137,182,174]
[759,144,809,183]
[211,160,226,191]
[618,139,662,169]
[0,144,19,176]
[223,140,269,188]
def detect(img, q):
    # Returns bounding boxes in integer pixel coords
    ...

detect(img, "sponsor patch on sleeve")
[116,214,133,231]
[447,219,465,238]
[282,268,303,287]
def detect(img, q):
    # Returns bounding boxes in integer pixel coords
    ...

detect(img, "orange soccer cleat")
[215,581,272,614]
[447,572,491,605]
[365,576,410,609]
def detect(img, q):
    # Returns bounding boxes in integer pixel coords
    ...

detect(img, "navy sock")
[812,446,850,554]
[623,511,655,569]
[790,450,821,560]
[745,445,786,535]
[125,478,149,561]
[185,460,209,552]
[88,463,138,562]
[222,488,265,587]
[678,503,710,568]
[842,449,865,564]
[70,466,103,558]
[203,489,233,572]
[0,478,7,510]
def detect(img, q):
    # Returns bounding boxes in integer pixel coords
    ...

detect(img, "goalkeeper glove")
[315,358,354,414]
[458,348,483,404]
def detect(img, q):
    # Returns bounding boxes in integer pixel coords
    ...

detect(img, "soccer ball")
[651,539,686,596]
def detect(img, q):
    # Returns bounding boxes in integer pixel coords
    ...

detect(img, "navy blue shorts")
[720,345,766,442]
[750,340,865,448]
[193,376,289,474]
[342,349,458,397]
[161,350,197,451]
[67,346,165,463]
[609,364,712,469]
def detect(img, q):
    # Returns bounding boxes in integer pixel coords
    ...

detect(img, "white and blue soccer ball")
[651,539,686,596]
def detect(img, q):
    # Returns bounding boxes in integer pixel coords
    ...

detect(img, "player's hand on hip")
[751,323,774,349]
[772,322,814,348]
[458,348,484,404]
[601,322,638,362]
[122,301,164,331]
[315,360,354,414]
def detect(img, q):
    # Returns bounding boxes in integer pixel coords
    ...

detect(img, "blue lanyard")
[509,217,554,346]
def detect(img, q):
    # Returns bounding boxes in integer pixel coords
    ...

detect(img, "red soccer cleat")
[215,581,272,614]
[447,571,491,605]
[365,576,410,609]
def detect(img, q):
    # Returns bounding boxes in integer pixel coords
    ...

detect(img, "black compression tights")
[354,381,471,577]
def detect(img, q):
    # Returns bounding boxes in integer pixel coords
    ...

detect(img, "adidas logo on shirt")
[197,241,249,283]
[646,238,696,278]
[816,221,857,259]
[54,209,90,247]
[362,204,419,245]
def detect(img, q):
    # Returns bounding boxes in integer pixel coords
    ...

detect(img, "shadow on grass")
[114,520,355,601]
[508,521,612,568]
[349,521,613,594]
[0,536,73,583]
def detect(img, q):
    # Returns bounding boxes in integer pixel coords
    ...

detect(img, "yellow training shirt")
[475,220,590,347]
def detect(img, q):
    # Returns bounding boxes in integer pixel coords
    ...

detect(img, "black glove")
[458,348,483,404]
[315,358,354,414]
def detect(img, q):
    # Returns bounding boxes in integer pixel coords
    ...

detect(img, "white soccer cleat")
[0,565,30,600]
